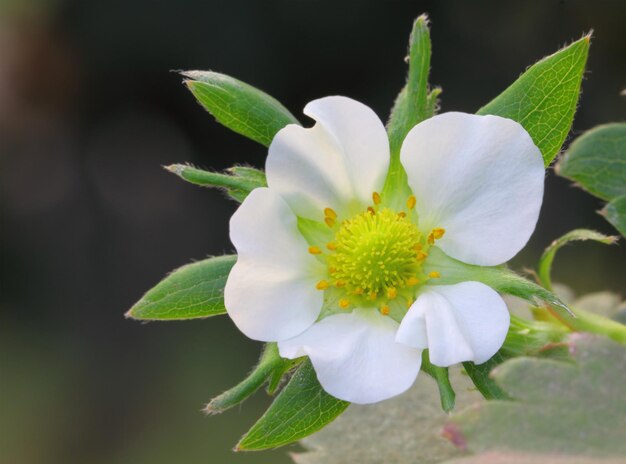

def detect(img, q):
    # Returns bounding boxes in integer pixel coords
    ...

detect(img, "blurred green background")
[1,1,624,463]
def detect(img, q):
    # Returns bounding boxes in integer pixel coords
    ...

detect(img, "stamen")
[380,305,390,316]
[406,277,420,286]
[372,192,381,205]
[407,195,416,210]
[398,212,406,218]
[339,298,350,309]
[367,206,376,215]
[354,287,364,295]
[325,217,336,228]
[335,280,346,288]
[387,287,398,299]
[326,242,337,251]
[308,246,322,255]
[432,227,445,239]
[324,207,337,219]
[413,243,423,251]
[316,280,329,290]
[369,291,377,300]
[416,251,428,262]
[428,271,441,279]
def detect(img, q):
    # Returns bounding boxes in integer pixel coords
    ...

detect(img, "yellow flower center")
[309,192,446,315]
[328,208,421,297]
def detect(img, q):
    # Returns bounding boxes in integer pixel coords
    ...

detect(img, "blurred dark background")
[1,0,624,463]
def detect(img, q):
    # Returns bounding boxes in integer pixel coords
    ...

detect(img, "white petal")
[401,112,544,266]
[279,309,422,404]
[266,96,389,220]
[396,282,509,366]
[224,188,324,342]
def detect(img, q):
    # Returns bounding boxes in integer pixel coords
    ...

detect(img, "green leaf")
[292,369,482,464]
[236,360,349,451]
[557,123,626,201]
[384,14,437,201]
[126,255,236,320]
[538,229,617,291]
[421,351,456,412]
[424,247,572,319]
[205,343,291,415]
[603,194,626,237]
[165,164,266,202]
[446,335,626,459]
[478,35,590,165]
[183,70,299,146]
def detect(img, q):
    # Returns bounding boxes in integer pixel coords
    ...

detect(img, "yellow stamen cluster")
[309,193,446,316]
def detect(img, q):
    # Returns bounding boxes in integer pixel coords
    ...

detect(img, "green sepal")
[183,70,299,146]
[462,352,511,401]
[557,123,626,202]
[477,34,591,165]
[421,351,455,412]
[538,229,617,291]
[204,343,291,415]
[126,255,236,320]
[165,164,266,202]
[603,195,626,238]
[236,359,349,451]
[424,247,572,319]
[384,14,437,204]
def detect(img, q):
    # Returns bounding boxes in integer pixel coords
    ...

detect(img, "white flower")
[224,96,544,404]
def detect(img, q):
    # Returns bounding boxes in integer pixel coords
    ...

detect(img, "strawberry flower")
[224,96,544,404]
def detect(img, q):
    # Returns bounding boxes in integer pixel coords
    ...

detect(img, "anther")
[369,291,377,300]
[339,298,350,309]
[387,287,398,299]
[325,217,336,228]
[432,227,445,239]
[324,207,337,219]
[406,277,420,286]
[398,212,406,218]
[308,246,322,255]
[413,243,423,251]
[335,280,346,288]
[428,271,441,279]
[407,195,416,210]
[380,305,390,316]
[367,206,376,215]
[416,251,428,262]
[372,192,381,205]
[354,287,364,295]
[316,280,329,290]
[326,242,337,251]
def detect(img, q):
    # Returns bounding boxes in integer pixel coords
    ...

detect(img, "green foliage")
[165,164,267,202]
[603,195,626,237]
[558,123,626,201]
[478,35,590,165]
[126,255,235,320]
[446,336,626,459]
[183,70,299,146]
[421,351,456,412]
[205,343,293,415]
[384,14,438,200]
[237,360,349,451]
[462,353,511,401]
[557,123,626,237]
[425,247,572,319]
[538,229,617,291]
[292,369,482,464]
